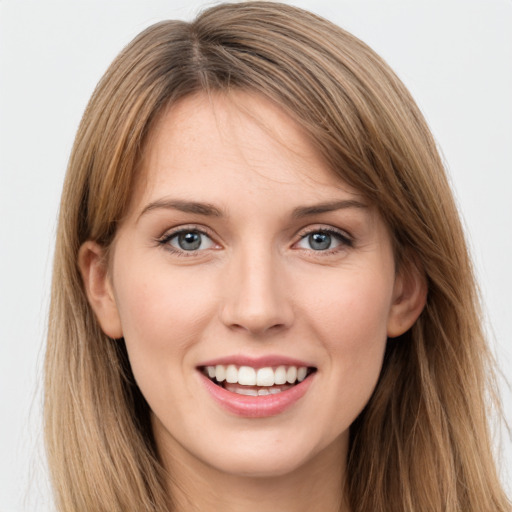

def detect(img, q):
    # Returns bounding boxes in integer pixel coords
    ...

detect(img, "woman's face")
[84,92,421,480]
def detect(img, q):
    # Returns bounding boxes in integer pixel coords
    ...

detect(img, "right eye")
[159,229,217,254]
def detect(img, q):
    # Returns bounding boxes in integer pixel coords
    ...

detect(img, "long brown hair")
[45,2,510,510]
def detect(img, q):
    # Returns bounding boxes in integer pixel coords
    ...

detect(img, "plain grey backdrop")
[1,0,511,509]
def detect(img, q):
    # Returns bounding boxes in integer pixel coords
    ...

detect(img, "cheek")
[300,266,394,415]
[304,266,394,348]
[112,262,217,383]
[115,260,211,333]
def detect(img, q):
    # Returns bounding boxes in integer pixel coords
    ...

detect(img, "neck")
[157,432,350,512]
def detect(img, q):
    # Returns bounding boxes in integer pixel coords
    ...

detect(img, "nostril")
[226,321,283,336]
[218,274,294,334]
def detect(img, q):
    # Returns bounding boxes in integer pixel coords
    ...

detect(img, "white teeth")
[274,365,287,385]
[236,387,258,396]
[204,364,311,387]
[238,366,256,385]
[224,384,291,396]
[297,367,307,382]
[215,364,226,382]
[226,364,238,383]
[256,367,275,386]
[286,366,297,384]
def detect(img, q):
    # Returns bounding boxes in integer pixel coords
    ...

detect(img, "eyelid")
[158,223,216,240]
[156,224,221,254]
[293,225,354,251]
[296,224,353,241]
[155,223,353,256]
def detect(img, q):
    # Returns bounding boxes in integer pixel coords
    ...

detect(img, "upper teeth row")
[205,365,308,386]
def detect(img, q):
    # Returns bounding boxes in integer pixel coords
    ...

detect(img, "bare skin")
[79,92,426,511]
[158,424,348,512]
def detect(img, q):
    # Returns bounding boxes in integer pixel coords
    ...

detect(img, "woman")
[44,2,510,511]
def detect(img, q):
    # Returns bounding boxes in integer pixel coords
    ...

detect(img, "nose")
[219,246,294,336]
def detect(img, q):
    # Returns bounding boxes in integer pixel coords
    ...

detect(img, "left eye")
[296,230,349,251]
[166,230,216,252]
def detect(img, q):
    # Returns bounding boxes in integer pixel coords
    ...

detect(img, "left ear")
[387,258,427,338]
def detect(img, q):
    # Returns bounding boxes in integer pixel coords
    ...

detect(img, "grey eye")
[309,232,332,250]
[177,232,202,250]
[296,229,350,252]
[168,231,215,251]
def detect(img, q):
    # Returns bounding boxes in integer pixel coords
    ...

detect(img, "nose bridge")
[220,241,293,334]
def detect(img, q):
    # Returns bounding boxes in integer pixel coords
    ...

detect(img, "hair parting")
[45,2,510,511]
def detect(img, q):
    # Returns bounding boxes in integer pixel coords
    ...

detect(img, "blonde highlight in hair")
[45,2,510,511]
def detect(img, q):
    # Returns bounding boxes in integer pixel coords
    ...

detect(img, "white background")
[1,0,511,510]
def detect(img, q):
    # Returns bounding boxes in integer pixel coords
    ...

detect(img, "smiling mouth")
[200,364,317,396]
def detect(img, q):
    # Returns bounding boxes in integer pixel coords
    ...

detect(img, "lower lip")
[199,372,314,418]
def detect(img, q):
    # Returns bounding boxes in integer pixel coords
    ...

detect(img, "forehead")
[132,91,362,213]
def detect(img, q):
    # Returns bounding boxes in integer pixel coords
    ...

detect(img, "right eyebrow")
[138,199,224,221]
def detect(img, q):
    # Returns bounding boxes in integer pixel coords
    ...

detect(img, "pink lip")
[198,355,315,369]
[198,371,315,418]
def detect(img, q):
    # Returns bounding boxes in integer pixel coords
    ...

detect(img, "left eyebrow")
[292,199,368,218]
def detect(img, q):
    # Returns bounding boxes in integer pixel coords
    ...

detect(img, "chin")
[191,426,347,481]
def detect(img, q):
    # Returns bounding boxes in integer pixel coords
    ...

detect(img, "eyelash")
[295,227,353,254]
[156,225,354,256]
[156,226,218,257]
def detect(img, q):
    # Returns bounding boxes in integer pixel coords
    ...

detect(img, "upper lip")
[197,355,316,369]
